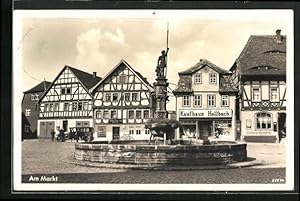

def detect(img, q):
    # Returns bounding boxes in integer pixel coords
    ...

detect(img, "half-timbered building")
[22,81,51,139]
[91,60,154,141]
[173,59,238,141]
[230,29,286,143]
[37,65,101,138]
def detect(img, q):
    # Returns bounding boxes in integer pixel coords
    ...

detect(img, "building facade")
[230,29,286,143]
[173,59,238,141]
[91,60,154,141]
[22,81,51,139]
[37,65,101,138]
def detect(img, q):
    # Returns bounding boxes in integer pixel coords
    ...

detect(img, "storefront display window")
[256,112,272,130]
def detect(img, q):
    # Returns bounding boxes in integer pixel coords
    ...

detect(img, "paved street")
[22,139,286,183]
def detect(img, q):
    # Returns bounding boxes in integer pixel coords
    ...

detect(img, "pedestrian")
[50,129,55,142]
[59,129,65,142]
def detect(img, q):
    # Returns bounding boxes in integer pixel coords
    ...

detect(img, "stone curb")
[68,159,264,171]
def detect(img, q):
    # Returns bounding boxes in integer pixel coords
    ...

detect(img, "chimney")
[93,72,97,79]
[275,29,282,43]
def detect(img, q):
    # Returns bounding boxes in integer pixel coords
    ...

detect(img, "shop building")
[22,81,51,139]
[91,60,154,141]
[173,59,238,141]
[230,29,286,143]
[37,65,101,138]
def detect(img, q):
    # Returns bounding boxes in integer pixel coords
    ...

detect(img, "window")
[44,104,49,112]
[64,103,69,111]
[143,110,150,119]
[25,109,31,116]
[96,111,102,119]
[256,112,272,130]
[61,88,71,95]
[132,92,138,101]
[119,75,127,83]
[103,111,109,119]
[72,102,78,111]
[129,129,134,135]
[136,110,142,119]
[105,93,111,101]
[78,102,83,110]
[207,95,216,107]
[246,119,252,129]
[24,125,30,132]
[194,95,202,107]
[145,129,150,134]
[97,126,106,138]
[54,103,59,111]
[129,110,134,119]
[49,103,54,111]
[112,93,118,101]
[125,93,130,101]
[66,88,71,94]
[31,94,39,101]
[183,95,190,106]
[221,95,229,107]
[194,74,202,84]
[83,102,88,110]
[61,88,66,95]
[136,129,141,135]
[270,87,279,102]
[209,73,217,84]
[252,87,261,102]
[111,110,117,119]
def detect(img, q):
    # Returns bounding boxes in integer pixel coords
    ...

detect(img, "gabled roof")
[179,59,229,75]
[233,34,286,75]
[91,59,153,93]
[24,81,52,93]
[38,65,101,103]
[67,66,101,89]
[219,75,238,93]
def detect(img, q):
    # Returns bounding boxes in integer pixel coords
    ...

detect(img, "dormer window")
[31,94,39,100]
[209,73,217,84]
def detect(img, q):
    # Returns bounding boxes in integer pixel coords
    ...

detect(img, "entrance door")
[199,122,211,140]
[278,113,286,141]
[63,120,68,132]
[112,127,120,140]
[39,121,54,138]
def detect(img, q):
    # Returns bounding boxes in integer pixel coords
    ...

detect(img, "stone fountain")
[74,47,247,168]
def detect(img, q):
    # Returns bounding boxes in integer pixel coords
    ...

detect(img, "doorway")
[112,127,120,140]
[278,113,286,141]
[63,120,68,132]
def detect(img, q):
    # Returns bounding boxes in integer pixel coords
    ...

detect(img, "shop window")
[128,110,134,119]
[143,110,150,119]
[124,93,130,101]
[207,95,216,107]
[25,109,31,116]
[270,87,279,102]
[111,110,117,119]
[96,111,102,119]
[183,95,190,107]
[194,95,202,107]
[209,73,217,84]
[194,73,202,84]
[252,87,261,102]
[136,110,142,119]
[221,95,229,107]
[256,112,272,130]
[103,111,109,119]
[97,126,106,138]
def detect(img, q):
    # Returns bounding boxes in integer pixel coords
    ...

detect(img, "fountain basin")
[74,141,247,166]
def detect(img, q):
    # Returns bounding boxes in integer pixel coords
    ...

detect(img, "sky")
[14,10,292,110]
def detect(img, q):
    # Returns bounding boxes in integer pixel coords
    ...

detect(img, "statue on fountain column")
[156,47,169,78]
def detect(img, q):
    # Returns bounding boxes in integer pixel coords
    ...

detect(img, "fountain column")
[153,77,169,119]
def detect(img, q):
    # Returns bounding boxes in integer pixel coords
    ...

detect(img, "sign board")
[179,109,232,118]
